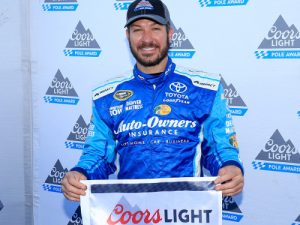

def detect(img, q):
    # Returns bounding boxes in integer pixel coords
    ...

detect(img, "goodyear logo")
[169,22,195,59]
[198,0,249,7]
[255,15,300,59]
[64,21,101,57]
[42,0,78,11]
[114,90,133,101]
[252,129,300,174]
[154,104,172,116]
[114,0,133,10]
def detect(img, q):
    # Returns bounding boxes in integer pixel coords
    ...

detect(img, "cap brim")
[124,15,168,27]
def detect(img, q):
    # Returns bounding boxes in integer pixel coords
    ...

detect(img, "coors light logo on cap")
[125,0,171,27]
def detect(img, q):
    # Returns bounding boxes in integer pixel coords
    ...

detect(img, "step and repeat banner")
[31,1,300,225]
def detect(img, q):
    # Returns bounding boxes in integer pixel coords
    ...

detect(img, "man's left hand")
[214,165,244,196]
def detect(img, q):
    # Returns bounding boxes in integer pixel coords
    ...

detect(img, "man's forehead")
[129,18,164,27]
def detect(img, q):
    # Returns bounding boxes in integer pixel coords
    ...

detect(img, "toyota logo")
[169,82,187,93]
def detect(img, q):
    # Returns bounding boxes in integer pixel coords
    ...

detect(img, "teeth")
[142,47,155,50]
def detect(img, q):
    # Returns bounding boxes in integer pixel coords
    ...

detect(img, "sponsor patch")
[114,90,133,101]
[229,135,239,148]
[154,104,172,116]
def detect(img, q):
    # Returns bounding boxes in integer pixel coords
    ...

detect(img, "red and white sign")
[80,177,222,225]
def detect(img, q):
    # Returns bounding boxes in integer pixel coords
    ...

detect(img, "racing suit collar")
[133,57,175,85]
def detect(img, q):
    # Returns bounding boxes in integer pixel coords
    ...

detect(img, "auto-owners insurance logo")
[64,21,101,57]
[44,69,79,105]
[252,129,300,174]
[198,0,249,7]
[255,15,300,59]
[42,0,78,12]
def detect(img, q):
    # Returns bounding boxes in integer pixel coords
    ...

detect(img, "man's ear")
[168,27,174,43]
[126,28,130,40]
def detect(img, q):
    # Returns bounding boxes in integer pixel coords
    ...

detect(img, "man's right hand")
[61,171,87,201]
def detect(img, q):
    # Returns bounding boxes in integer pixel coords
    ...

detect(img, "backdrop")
[1,0,300,225]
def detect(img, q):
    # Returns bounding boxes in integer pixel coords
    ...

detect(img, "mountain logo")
[114,0,133,10]
[198,0,249,7]
[292,214,300,225]
[68,206,83,225]
[252,129,300,174]
[42,159,68,193]
[64,21,101,57]
[42,0,78,11]
[255,15,300,59]
[44,69,79,105]
[65,115,89,150]
[220,77,248,116]
[0,200,3,212]
[168,22,195,59]
[222,196,243,222]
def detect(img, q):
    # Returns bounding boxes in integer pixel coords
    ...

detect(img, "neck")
[136,57,168,74]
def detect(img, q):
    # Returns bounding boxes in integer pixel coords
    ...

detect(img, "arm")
[62,100,116,201]
[201,84,244,195]
[71,100,117,180]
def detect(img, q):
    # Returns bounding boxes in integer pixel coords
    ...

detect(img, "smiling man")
[62,0,244,201]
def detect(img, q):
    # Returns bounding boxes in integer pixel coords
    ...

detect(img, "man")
[62,0,244,202]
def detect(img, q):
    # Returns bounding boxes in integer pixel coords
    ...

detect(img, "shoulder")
[174,65,221,91]
[92,71,134,101]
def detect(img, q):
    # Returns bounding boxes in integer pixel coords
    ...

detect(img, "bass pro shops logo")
[222,196,243,222]
[255,15,300,59]
[68,206,83,225]
[221,77,247,116]
[64,21,101,57]
[252,129,300,174]
[44,69,79,105]
[169,22,195,59]
[198,0,249,7]
[65,115,89,150]
[42,159,68,193]
[107,196,213,225]
[114,0,133,10]
[42,0,78,11]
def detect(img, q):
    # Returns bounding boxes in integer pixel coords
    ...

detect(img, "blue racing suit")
[72,58,243,179]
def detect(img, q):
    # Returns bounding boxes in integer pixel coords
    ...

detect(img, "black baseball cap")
[125,0,171,27]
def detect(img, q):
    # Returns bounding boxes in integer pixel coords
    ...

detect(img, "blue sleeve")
[201,84,244,176]
[71,101,116,180]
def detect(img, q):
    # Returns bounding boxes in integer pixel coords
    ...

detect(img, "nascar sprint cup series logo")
[221,77,247,116]
[44,69,79,105]
[42,0,78,12]
[64,21,101,57]
[252,129,300,174]
[65,115,89,150]
[114,0,133,10]
[169,22,196,59]
[42,159,68,193]
[198,0,249,7]
[255,15,300,59]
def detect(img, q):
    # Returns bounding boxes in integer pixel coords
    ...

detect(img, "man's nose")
[141,29,153,42]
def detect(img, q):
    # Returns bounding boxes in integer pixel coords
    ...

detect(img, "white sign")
[81,177,222,225]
